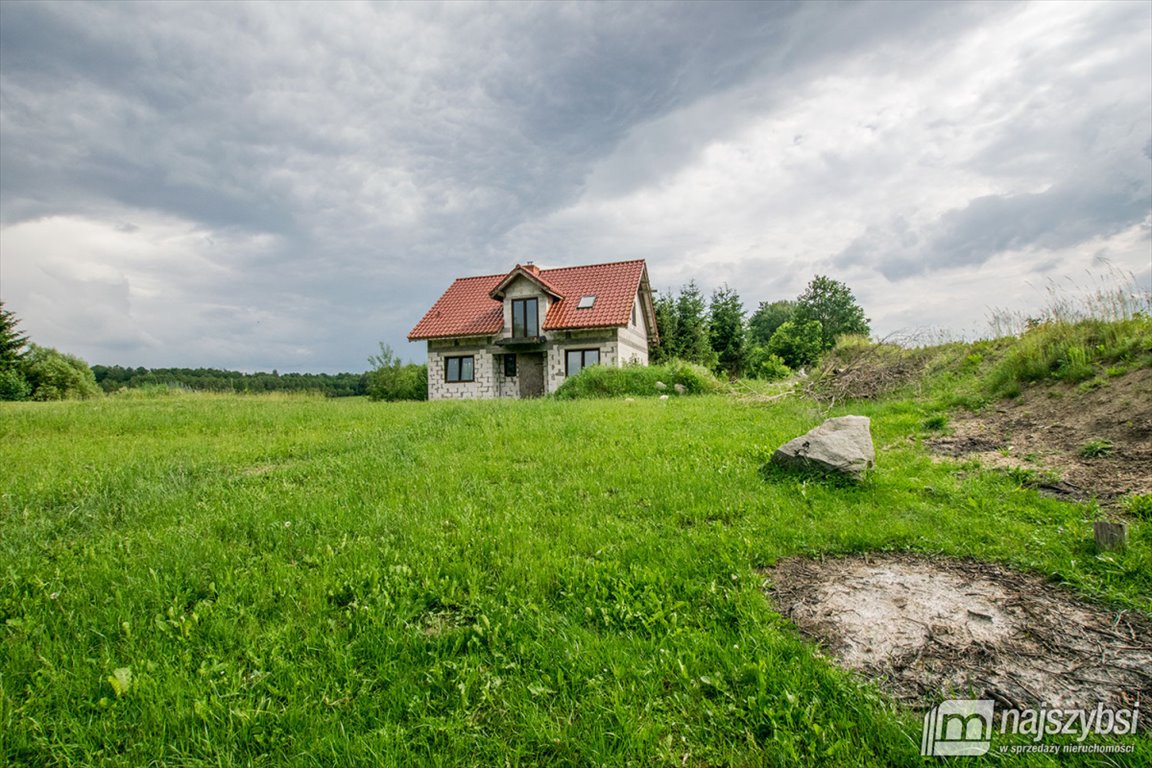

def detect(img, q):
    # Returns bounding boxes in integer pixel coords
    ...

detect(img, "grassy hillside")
[2,377,1149,764]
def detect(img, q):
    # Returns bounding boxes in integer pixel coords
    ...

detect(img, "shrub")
[767,319,824,369]
[22,344,101,400]
[553,360,725,399]
[366,362,427,401]
[0,367,31,401]
[365,343,428,402]
[746,349,791,381]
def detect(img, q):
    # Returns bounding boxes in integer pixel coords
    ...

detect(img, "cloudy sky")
[1,1,1149,372]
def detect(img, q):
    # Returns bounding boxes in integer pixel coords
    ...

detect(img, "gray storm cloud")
[1,0,1148,371]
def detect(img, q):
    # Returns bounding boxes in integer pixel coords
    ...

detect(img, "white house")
[408,259,658,399]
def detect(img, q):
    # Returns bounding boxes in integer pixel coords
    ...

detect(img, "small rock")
[659,394,669,401]
[771,415,875,478]
[673,383,686,395]
[654,381,667,390]
[624,397,635,402]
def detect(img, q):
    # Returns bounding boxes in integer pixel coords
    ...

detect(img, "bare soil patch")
[765,554,1151,715]
[928,368,1152,501]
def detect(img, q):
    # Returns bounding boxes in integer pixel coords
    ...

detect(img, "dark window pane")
[512,301,525,337]
[526,299,538,336]
[446,357,460,382]
[504,354,517,377]
[585,350,600,367]
[566,350,582,376]
[461,357,474,381]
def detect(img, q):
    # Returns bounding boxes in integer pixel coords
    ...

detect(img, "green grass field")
[2,391,1149,766]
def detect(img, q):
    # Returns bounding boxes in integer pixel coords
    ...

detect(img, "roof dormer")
[489,262,565,301]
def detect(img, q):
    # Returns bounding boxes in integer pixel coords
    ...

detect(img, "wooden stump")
[1094,521,1128,552]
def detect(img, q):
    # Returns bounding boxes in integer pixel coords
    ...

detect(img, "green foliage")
[365,343,428,402]
[748,300,796,347]
[986,315,1152,396]
[708,285,747,378]
[92,365,367,397]
[0,367,31,401]
[22,344,101,400]
[650,290,679,364]
[745,346,792,381]
[553,359,726,399]
[1077,439,1114,458]
[1003,465,1062,489]
[793,275,870,350]
[1122,494,1152,520]
[767,319,824,369]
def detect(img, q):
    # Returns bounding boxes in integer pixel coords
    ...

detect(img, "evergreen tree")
[793,275,870,349]
[650,290,679,363]
[0,301,32,400]
[674,281,713,366]
[708,285,747,378]
[0,301,29,371]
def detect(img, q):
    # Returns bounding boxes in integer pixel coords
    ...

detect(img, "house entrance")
[518,353,545,398]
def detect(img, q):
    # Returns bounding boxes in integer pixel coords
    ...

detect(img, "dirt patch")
[765,554,1151,715]
[927,368,1152,501]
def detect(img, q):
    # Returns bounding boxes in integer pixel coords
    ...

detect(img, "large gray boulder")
[772,415,875,478]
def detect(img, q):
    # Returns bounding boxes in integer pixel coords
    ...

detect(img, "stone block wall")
[427,344,501,400]
[617,293,650,365]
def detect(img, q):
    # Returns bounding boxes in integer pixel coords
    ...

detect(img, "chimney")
[523,261,540,275]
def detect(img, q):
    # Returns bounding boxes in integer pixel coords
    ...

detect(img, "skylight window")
[577,295,596,309]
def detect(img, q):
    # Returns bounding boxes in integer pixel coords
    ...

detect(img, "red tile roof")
[408,259,649,340]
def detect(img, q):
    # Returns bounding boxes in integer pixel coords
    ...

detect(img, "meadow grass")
[1,391,1149,766]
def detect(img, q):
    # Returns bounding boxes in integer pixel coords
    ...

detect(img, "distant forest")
[91,365,367,397]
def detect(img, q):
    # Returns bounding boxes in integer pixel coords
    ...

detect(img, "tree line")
[1,301,418,401]
[650,275,870,379]
[90,366,370,397]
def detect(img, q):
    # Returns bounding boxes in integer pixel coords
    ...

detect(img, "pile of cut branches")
[805,338,934,406]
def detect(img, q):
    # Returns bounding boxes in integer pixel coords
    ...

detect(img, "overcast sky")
[1,1,1149,372]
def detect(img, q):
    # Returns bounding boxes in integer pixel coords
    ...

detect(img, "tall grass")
[985,268,1152,396]
[986,266,1151,337]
